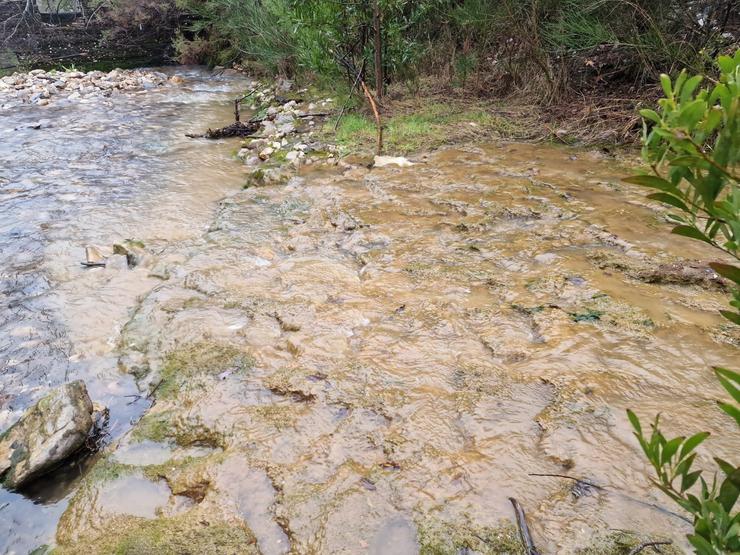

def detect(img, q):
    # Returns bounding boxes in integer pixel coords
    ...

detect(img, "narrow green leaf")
[681,469,702,493]
[661,436,685,466]
[715,368,740,406]
[709,263,740,285]
[680,74,703,103]
[688,534,716,555]
[680,432,710,460]
[719,310,740,325]
[660,74,673,98]
[639,109,661,124]
[717,55,734,75]
[627,409,642,435]
[624,175,678,193]
[717,465,740,513]
[647,192,690,212]
[717,401,740,427]
[678,99,708,129]
[671,225,713,244]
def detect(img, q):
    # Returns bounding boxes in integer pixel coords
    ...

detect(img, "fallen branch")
[509,498,541,555]
[628,541,673,555]
[187,121,260,140]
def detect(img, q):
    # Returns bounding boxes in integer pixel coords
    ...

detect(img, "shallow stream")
[1,68,738,554]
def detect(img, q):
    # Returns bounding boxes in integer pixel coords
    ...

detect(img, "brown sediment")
[50,141,740,553]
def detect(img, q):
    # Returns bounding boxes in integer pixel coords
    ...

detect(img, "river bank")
[1,66,738,554]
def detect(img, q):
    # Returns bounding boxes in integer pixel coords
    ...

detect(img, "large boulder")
[0,381,94,489]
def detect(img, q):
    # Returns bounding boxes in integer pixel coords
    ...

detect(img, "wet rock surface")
[58,143,736,553]
[0,381,93,489]
[2,69,738,554]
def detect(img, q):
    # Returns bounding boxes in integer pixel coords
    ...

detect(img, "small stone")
[148,263,170,280]
[286,151,300,161]
[85,245,106,265]
[259,147,274,160]
[105,254,129,270]
[534,253,559,264]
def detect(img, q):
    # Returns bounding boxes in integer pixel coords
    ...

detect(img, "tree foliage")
[173,0,738,98]
[627,51,739,555]
[626,50,740,324]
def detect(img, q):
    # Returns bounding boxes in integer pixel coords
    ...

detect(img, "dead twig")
[361,79,383,155]
[628,541,673,555]
[334,61,365,132]
[528,473,691,524]
[233,88,257,122]
[509,497,540,555]
[528,473,604,490]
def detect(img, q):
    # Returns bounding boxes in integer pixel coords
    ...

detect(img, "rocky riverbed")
[1,67,739,554]
[0,68,182,109]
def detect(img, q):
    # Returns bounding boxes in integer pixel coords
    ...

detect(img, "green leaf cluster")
[627,368,740,554]
[627,50,740,324]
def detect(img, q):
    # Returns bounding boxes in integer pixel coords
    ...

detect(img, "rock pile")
[234,84,340,186]
[0,68,178,109]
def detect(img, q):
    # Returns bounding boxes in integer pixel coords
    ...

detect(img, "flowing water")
[1,69,738,554]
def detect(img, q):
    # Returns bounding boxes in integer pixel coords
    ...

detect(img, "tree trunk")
[373,0,383,99]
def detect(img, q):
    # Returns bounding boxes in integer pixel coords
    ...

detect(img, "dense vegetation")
[172,0,738,101]
[628,52,739,554]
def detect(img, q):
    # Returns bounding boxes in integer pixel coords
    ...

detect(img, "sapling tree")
[627,50,739,555]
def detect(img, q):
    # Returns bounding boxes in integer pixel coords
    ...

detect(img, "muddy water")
[2,71,739,554]
[0,67,252,553]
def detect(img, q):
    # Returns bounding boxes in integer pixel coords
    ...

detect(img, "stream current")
[1,68,738,554]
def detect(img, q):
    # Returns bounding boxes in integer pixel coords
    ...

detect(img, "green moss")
[132,410,227,449]
[131,411,175,444]
[575,530,683,554]
[415,515,524,555]
[143,453,224,502]
[85,456,137,485]
[156,342,254,400]
[54,513,258,555]
[244,168,266,188]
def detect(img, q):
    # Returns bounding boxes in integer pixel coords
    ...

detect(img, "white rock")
[374,156,415,168]
[259,147,274,160]
[534,253,559,264]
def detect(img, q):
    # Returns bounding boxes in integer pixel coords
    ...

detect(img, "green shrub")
[627,51,739,555]
[627,368,739,554]
[626,50,739,324]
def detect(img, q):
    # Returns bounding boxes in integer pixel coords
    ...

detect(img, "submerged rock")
[0,381,94,489]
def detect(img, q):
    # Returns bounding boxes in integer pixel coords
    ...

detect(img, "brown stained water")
[1,71,739,554]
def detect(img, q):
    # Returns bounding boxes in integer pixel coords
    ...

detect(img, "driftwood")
[186,121,260,140]
[509,498,541,555]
